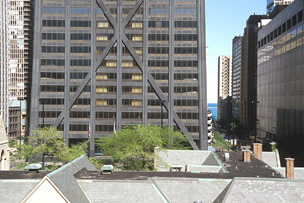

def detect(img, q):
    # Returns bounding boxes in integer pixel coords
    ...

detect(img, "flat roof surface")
[0,171,50,179]
[75,151,283,180]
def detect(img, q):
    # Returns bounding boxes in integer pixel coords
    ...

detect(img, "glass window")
[42,20,65,27]
[97,22,109,28]
[96,8,104,15]
[175,8,196,15]
[71,7,91,15]
[42,7,65,14]
[70,20,91,27]
[149,8,169,15]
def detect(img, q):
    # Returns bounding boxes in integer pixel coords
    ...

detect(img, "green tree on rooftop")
[96,125,191,171]
[12,127,88,170]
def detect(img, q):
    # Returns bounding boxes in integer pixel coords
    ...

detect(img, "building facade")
[232,36,242,121]
[30,0,208,155]
[258,0,304,140]
[0,0,10,131]
[267,0,295,13]
[217,55,232,121]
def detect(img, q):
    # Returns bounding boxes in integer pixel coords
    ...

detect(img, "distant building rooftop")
[8,99,27,112]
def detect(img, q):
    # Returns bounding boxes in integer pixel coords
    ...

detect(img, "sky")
[205,0,266,103]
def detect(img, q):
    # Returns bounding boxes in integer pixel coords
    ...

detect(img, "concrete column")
[285,158,294,179]
[253,143,262,159]
[243,150,251,162]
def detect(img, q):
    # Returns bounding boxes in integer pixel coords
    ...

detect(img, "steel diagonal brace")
[122,0,143,27]
[53,0,199,150]
[53,1,124,127]
[120,0,198,150]
[96,0,117,28]
[121,35,199,150]
[53,35,117,128]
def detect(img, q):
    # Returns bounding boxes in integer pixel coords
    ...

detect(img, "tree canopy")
[96,125,191,170]
[12,126,88,169]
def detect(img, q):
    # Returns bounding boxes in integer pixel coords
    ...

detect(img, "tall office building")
[258,0,304,140]
[30,0,208,155]
[241,15,266,134]
[217,56,232,121]
[7,0,33,140]
[218,56,232,100]
[232,36,242,120]
[267,0,295,13]
[0,0,10,130]
[258,0,304,165]
[8,0,32,100]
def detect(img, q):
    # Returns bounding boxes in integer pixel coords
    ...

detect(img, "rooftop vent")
[100,165,114,175]
[24,163,42,173]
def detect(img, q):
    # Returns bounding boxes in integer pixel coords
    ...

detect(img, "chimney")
[253,143,262,159]
[243,150,251,162]
[285,158,295,179]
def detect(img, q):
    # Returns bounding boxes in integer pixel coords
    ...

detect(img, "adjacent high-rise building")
[0,0,10,130]
[7,0,33,140]
[258,0,303,140]
[267,0,295,13]
[217,55,232,121]
[232,36,242,120]
[258,0,304,165]
[241,15,266,134]
[30,0,208,155]
[8,0,32,100]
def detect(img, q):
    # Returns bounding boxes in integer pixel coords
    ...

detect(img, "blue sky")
[206,0,266,103]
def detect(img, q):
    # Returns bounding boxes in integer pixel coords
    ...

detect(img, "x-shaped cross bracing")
[53,0,199,150]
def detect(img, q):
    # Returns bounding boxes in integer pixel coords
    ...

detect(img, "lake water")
[208,103,218,119]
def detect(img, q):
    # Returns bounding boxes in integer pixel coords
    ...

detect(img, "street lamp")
[160,100,166,127]
[42,100,45,128]
[40,99,45,166]
[252,100,260,142]
[256,119,260,143]
[17,96,23,145]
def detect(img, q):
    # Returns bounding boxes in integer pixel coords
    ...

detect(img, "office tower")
[218,56,232,121]
[232,36,242,121]
[218,56,232,100]
[8,0,32,100]
[30,0,208,155]
[0,0,10,130]
[267,0,295,13]
[241,15,266,134]
[258,0,303,140]
[8,0,33,140]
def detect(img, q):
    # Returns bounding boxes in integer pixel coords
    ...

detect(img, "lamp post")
[160,100,166,127]
[256,119,259,143]
[17,96,22,145]
[42,100,45,128]
[88,115,90,158]
[41,99,45,166]
[252,100,259,143]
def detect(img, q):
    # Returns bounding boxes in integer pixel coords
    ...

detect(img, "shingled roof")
[0,180,39,203]
[1,150,295,202]
[46,155,97,203]
[79,179,166,202]
[273,167,304,180]
[154,178,231,203]
[221,178,304,202]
